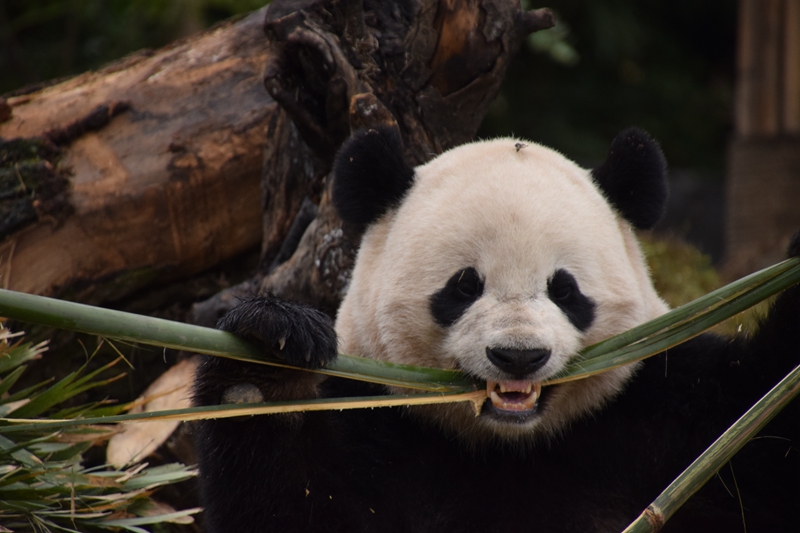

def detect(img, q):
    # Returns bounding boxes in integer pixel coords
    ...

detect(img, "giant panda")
[193,126,800,533]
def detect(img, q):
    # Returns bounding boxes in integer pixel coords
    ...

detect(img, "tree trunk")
[0,8,274,304]
[192,0,554,325]
[724,0,800,278]
[0,0,553,316]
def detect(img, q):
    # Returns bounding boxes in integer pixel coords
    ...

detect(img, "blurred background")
[2,0,799,302]
[0,0,738,263]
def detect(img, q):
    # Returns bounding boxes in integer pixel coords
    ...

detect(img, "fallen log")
[0,8,275,304]
[1,1,553,318]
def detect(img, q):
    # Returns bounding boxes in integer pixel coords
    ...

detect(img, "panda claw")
[216,296,338,370]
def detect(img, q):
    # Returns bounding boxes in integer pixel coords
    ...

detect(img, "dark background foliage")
[2,0,736,167]
[479,0,736,174]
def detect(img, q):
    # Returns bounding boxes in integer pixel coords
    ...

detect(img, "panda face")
[334,132,669,442]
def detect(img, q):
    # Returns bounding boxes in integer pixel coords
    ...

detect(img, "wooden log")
[0,8,275,304]
[1,1,553,316]
[191,0,555,324]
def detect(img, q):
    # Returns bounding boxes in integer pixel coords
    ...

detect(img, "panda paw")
[217,295,338,370]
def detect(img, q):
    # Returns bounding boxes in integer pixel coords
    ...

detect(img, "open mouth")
[485,380,542,414]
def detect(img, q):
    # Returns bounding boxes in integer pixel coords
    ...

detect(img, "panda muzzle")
[486,380,542,412]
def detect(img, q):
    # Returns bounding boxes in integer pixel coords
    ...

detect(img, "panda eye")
[547,271,575,302]
[455,268,483,299]
[547,269,597,332]
[429,267,484,328]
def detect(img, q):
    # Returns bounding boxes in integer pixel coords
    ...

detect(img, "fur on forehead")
[332,126,668,231]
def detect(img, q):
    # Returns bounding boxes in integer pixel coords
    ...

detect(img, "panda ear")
[332,126,415,226]
[591,128,668,230]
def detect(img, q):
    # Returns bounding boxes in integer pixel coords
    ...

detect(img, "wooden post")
[725,0,800,277]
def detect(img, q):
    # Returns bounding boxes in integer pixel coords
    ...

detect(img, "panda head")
[332,127,669,443]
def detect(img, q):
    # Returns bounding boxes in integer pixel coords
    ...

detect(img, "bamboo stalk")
[0,289,472,393]
[547,258,800,385]
[0,390,488,431]
[621,363,800,533]
[0,257,798,404]
[580,257,799,360]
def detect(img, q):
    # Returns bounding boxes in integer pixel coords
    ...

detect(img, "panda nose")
[486,347,551,375]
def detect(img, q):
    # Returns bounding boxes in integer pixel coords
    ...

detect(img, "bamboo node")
[644,504,665,531]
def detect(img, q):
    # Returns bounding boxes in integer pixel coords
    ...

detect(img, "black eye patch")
[429,267,484,328]
[547,269,596,332]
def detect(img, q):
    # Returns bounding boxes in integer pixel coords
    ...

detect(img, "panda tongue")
[486,380,541,412]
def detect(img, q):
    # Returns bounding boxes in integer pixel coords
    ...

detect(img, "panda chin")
[482,380,549,424]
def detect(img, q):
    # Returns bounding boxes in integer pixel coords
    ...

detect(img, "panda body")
[193,128,800,533]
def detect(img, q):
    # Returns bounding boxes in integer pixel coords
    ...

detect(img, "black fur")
[788,230,800,258]
[194,296,339,533]
[193,284,800,532]
[592,128,668,229]
[332,126,415,225]
[429,267,485,327]
[216,295,337,370]
[547,269,596,331]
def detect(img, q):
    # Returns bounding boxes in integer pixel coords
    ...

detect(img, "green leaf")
[96,507,201,527]
[0,366,27,397]
[0,339,45,374]
[0,434,41,467]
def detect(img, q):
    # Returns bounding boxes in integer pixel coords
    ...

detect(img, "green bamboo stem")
[580,257,800,360]
[0,389,488,432]
[1,257,799,395]
[547,258,800,384]
[0,289,473,393]
[621,363,800,533]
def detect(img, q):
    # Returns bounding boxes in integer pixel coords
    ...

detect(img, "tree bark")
[0,1,553,315]
[192,0,554,325]
[0,9,274,304]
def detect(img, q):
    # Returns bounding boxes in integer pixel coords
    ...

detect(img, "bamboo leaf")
[96,507,202,527]
[0,324,197,533]
[6,370,83,418]
[0,339,45,374]
[0,366,27,397]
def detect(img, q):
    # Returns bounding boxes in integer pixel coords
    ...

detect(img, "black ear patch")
[332,126,415,226]
[591,128,668,230]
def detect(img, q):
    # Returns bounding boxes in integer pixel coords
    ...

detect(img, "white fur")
[335,138,669,441]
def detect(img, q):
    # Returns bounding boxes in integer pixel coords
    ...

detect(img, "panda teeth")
[486,380,542,412]
[494,381,531,394]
